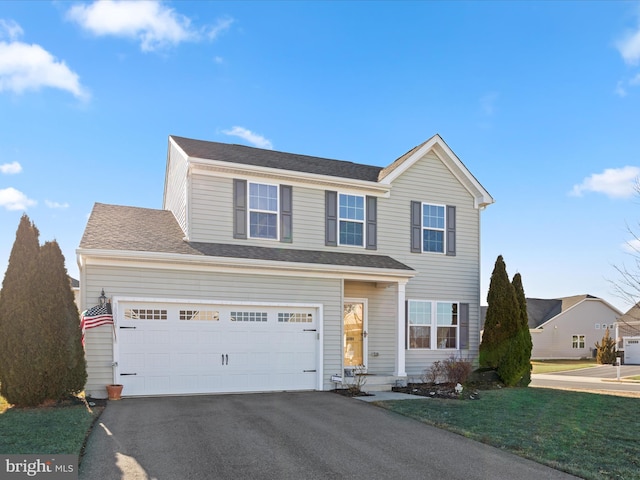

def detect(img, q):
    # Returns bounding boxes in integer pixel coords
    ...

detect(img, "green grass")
[0,399,100,455]
[531,359,597,374]
[378,388,640,480]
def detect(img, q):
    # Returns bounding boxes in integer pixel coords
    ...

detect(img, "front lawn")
[0,396,100,455]
[378,388,639,480]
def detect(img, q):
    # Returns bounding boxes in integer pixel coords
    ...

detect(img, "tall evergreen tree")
[512,273,533,386]
[0,215,86,406]
[39,241,86,396]
[479,255,519,369]
[0,215,43,405]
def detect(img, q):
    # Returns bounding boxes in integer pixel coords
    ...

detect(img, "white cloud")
[615,80,627,97]
[67,1,232,52]
[617,26,640,66]
[0,161,22,174]
[0,38,89,99]
[622,237,640,253]
[0,19,23,41]
[0,187,36,210]
[45,200,69,209]
[205,17,234,41]
[222,127,273,149]
[570,166,640,199]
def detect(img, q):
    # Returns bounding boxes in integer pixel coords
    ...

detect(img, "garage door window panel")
[278,313,313,323]
[125,308,167,320]
[230,312,268,322]
[180,310,219,321]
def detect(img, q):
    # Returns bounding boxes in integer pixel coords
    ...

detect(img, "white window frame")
[248,182,279,240]
[572,334,586,349]
[407,300,459,350]
[338,193,365,247]
[422,203,446,254]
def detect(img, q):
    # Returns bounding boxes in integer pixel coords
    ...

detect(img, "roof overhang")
[169,136,391,197]
[76,248,415,283]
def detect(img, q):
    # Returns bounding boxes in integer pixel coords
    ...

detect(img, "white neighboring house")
[615,304,640,364]
[77,134,493,398]
[527,295,622,360]
[482,294,622,360]
[69,276,80,311]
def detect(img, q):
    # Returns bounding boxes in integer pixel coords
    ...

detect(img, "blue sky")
[1,1,640,312]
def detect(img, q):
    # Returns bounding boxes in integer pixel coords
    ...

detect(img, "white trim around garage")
[112,296,324,395]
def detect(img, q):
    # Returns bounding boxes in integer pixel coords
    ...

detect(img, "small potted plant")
[106,384,123,400]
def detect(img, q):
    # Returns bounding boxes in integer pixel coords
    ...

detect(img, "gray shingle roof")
[80,203,413,272]
[481,294,600,329]
[171,135,383,182]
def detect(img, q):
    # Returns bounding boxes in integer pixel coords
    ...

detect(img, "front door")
[343,299,367,371]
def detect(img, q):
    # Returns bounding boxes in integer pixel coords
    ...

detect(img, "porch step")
[358,375,400,393]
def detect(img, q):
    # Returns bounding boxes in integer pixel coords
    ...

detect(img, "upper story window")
[249,182,278,240]
[423,203,445,253]
[410,202,455,256]
[339,193,365,246]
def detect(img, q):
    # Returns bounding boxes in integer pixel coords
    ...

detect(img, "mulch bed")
[392,382,482,400]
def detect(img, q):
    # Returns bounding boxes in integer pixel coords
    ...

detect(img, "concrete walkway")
[355,391,431,402]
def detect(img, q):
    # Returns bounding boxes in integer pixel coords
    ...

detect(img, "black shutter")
[459,303,469,349]
[365,196,377,250]
[446,205,456,256]
[325,191,337,246]
[233,179,247,239]
[410,201,422,253]
[280,185,292,243]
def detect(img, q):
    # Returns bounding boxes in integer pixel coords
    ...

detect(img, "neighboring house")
[481,295,622,360]
[77,134,493,398]
[69,276,80,311]
[615,304,640,364]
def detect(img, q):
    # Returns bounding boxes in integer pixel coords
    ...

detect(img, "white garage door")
[115,301,319,396]
[624,337,640,365]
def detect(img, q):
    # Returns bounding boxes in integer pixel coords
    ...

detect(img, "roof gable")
[377,134,494,208]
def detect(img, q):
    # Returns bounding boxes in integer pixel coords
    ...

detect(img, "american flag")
[80,302,113,346]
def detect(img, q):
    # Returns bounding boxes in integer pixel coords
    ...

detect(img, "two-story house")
[77,134,493,398]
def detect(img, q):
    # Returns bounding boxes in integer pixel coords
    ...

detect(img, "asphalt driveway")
[80,392,578,480]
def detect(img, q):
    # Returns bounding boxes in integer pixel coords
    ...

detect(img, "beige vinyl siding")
[378,152,482,375]
[344,281,397,374]
[190,173,376,252]
[164,143,189,235]
[531,300,620,359]
[82,262,342,397]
